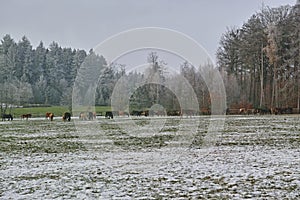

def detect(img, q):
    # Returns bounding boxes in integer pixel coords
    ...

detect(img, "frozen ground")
[0,115,299,199]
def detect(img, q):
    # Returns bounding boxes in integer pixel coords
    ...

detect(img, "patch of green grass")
[1,139,86,154]
[0,119,85,154]
[95,106,112,114]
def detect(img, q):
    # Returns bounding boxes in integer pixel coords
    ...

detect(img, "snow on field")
[0,115,299,199]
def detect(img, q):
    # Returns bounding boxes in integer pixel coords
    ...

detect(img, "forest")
[0,35,212,114]
[217,3,300,110]
[1,3,299,114]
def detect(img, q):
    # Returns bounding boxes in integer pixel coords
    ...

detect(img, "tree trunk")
[260,47,264,107]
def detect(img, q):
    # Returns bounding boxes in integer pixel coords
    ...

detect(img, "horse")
[87,112,94,120]
[201,108,211,115]
[79,112,86,120]
[79,112,94,120]
[21,114,32,120]
[254,108,271,115]
[2,114,13,121]
[239,108,247,115]
[105,111,113,119]
[46,112,54,121]
[62,112,71,121]
[131,110,141,116]
[166,110,181,116]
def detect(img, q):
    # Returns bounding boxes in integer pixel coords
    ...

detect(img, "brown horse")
[21,113,32,120]
[79,112,87,120]
[79,112,95,120]
[46,112,54,121]
[239,108,247,115]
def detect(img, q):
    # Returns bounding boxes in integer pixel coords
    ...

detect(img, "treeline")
[0,35,86,106]
[217,3,300,109]
[73,51,212,113]
[0,35,124,109]
[108,53,211,113]
[0,36,212,113]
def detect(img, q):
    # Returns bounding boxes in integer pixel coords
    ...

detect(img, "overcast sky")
[0,0,297,62]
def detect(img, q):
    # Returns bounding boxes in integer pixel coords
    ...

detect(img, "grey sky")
[0,0,297,62]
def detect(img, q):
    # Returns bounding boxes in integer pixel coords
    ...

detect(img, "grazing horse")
[87,112,94,120]
[167,110,181,116]
[21,114,32,120]
[143,110,149,117]
[239,108,247,115]
[79,112,87,120]
[254,107,271,115]
[201,108,211,115]
[46,112,54,121]
[105,111,113,119]
[79,112,94,120]
[117,111,129,117]
[2,114,13,121]
[271,107,293,115]
[131,110,142,116]
[246,109,255,115]
[62,112,71,121]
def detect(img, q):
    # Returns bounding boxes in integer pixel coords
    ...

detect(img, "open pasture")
[0,115,299,199]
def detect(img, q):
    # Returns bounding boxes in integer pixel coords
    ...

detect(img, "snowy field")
[0,115,299,199]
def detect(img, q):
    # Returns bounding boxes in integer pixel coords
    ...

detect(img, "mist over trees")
[217,3,300,109]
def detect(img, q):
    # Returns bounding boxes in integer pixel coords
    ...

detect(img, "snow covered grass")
[0,115,299,199]
[0,120,83,154]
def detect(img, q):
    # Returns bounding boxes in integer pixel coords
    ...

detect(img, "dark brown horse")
[46,112,54,121]
[62,112,71,121]
[21,114,32,120]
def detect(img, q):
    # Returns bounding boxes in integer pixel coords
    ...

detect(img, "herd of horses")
[1,111,101,121]
[1,112,66,121]
[1,107,299,121]
[226,107,297,115]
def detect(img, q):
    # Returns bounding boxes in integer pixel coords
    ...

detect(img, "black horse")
[2,114,13,121]
[105,111,113,119]
[62,112,71,121]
